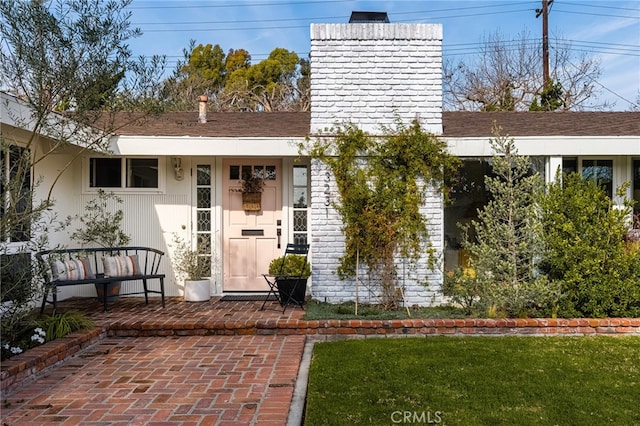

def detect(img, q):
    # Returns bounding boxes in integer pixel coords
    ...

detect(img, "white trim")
[446,136,640,157]
[110,136,305,157]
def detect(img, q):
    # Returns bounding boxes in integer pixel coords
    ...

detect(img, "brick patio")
[2,296,640,425]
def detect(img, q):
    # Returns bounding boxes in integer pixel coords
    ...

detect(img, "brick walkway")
[1,334,305,425]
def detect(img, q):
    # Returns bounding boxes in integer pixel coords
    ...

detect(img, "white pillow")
[52,258,94,281]
[102,255,140,277]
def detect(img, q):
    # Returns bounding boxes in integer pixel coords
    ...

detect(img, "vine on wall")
[305,119,460,308]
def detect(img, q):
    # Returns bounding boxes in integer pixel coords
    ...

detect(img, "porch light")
[172,157,184,181]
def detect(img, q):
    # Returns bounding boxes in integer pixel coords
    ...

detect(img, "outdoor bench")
[36,246,165,313]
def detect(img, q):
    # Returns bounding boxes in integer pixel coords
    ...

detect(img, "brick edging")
[1,327,105,393]
[104,317,640,337]
[2,318,639,394]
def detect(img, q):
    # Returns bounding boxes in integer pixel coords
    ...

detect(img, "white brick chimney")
[308,21,446,307]
[310,23,443,134]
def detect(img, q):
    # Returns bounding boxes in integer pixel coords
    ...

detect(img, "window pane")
[582,160,613,197]
[90,158,121,188]
[265,165,276,180]
[294,210,307,232]
[293,188,307,208]
[197,165,211,185]
[563,157,577,175]
[293,166,307,186]
[127,158,158,188]
[0,253,32,303]
[197,188,211,208]
[241,165,252,180]
[197,211,211,232]
[229,165,240,180]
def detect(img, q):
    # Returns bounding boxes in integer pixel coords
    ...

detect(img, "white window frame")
[83,156,165,194]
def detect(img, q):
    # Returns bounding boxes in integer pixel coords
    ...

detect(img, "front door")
[222,159,282,291]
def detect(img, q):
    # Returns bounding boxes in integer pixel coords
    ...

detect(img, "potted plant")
[268,254,311,306]
[172,236,211,302]
[241,173,265,211]
[68,189,130,301]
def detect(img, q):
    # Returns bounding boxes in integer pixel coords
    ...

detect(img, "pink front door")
[222,159,282,291]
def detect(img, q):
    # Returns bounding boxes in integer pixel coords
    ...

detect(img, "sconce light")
[172,157,184,181]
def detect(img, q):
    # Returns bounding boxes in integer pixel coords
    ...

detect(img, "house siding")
[309,23,446,306]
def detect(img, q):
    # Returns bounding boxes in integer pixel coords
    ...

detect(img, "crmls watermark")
[390,411,443,424]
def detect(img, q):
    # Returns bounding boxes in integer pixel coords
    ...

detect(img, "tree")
[223,47,307,111]
[0,0,164,341]
[164,42,310,112]
[443,30,605,111]
[457,126,559,317]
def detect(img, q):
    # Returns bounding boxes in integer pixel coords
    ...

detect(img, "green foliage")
[306,337,640,425]
[268,254,311,278]
[69,189,130,248]
[36,310,95,342]
[539,173,640,317]
[530,80,564,111]
[171,235,210,281]
[459,127,560,317]
[442,267,481,315]
[306,119,460,308]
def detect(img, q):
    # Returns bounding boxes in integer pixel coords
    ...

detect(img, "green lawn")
[305,336,640,425]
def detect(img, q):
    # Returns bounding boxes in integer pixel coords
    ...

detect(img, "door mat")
[220,294,277,302]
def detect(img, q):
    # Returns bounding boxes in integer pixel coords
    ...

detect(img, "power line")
[128,0,352,10]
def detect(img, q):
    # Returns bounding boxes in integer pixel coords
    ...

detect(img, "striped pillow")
[103,255,140,277]
[52,258,94,281]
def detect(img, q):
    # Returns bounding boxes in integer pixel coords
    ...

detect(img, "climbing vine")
[305,119,460,308]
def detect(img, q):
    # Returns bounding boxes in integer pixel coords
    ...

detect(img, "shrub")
[268,254,311,278]
[539,173,640,317]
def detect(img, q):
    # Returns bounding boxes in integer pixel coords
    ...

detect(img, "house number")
[324,171,331,206]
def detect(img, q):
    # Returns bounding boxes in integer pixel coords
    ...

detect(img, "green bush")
[539,173,640,317]
[268,254,311,278]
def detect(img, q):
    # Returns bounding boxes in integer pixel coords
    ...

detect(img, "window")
[292,165,309,245]
[89,157,159,189]
[443,157,545,272]
[1,145,31,242]
[582,159,613,198]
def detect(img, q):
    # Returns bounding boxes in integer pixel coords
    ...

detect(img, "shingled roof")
[113,112,311,137]
[441,111,640,137]
[113,111,639,138]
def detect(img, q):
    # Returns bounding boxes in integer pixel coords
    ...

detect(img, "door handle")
[277,228,282,249]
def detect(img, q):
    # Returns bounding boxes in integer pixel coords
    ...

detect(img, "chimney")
[198,95,208,123]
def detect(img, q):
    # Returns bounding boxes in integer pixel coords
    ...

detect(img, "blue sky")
[126,0,640,110]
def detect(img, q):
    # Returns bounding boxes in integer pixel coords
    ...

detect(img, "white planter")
[184,279,210,302]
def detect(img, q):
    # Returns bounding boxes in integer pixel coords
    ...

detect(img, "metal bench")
[36,246,165,313]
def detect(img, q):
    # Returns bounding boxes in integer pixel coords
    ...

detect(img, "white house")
[2,20,639,306]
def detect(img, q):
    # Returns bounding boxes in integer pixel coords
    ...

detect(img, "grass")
[303,300,468,320]
[305,336,640,425]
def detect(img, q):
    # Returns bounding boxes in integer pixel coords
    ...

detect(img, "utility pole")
[536,0,553,86]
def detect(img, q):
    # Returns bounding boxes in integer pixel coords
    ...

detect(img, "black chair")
[260,243,310,313]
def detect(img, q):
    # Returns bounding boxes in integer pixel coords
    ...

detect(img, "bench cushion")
[52,258,95,281]
[103,255,140,277]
